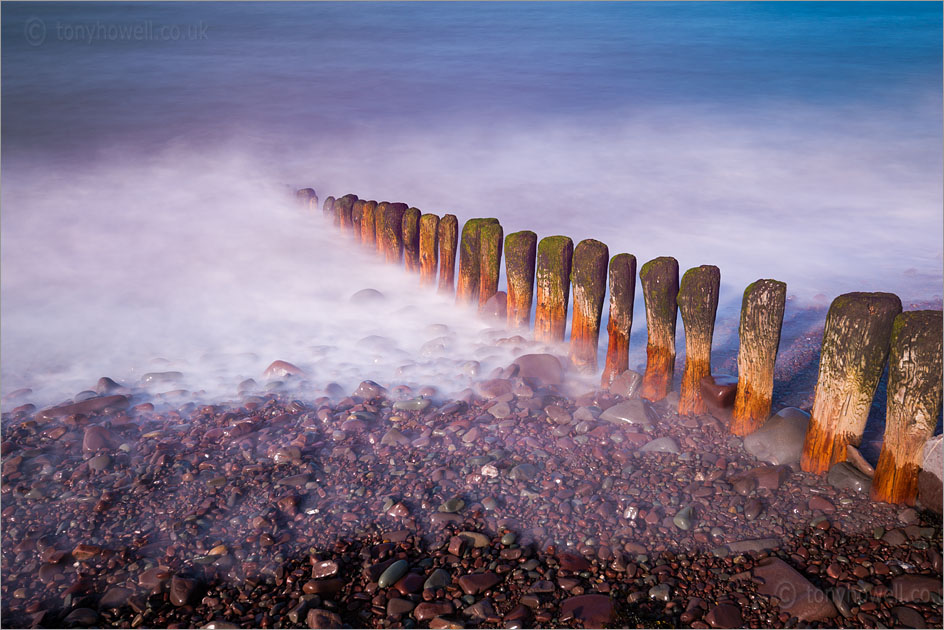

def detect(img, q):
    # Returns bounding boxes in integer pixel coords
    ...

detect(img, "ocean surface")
[2,2,942,406]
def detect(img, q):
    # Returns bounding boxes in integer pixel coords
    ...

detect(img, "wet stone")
[458,571,501,595]
[827,462,871,493]
[640,436,680,454]
[560,594,613,626]
[704,603,742,628]
[387,598,415,616]
[744,498,763,521]
[414,601,455,621]
[891,575,942,602]
[169,575,198,607]
[99,586,134,609]
[508,463,538,481]
[608,370,641,398]
[649,583,672,601]
[752,557,837,621]
[558,552,592,572]
[599,400,652,429]
[891,605,927,628]
[439,497,465,513]
[512,353,564,386]
[489,402,512,419]
[743,407,809,466]
[378,559,410,588]
[306,608,343,629]
[699,374,738,408]
[674,504,695,530]
[87,454,111,472]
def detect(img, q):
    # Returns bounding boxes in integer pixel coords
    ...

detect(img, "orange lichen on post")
[601,254,637,389]
[380,203,408,264]
[419,213,440,286]
[505,231,537,330]
[800,292,902,474]
[569,239,609,373]
[402,207,421,272]
[534,236,574,344]
[455,218,499,306]
[871,311,942,505]
[335,194,358,231]
[638,256,679,402]
[437,214,459,294]
[677,265,721,416]
[296,188,318,210]
[360,201,378,248]
[728,279,787,435]
[478,222,504,310]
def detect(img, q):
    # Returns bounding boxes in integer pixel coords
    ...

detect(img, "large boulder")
[511,354,563,386]
[743,407,810,466]
[753,557,837,622]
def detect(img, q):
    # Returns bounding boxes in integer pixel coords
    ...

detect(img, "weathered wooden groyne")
[301,188,943,508]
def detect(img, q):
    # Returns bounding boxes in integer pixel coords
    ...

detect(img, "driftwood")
[871,310,943,504]
[677,265,721,415]
[437,214,459,294]
[638,256,679,401]
[456,218,499,306]
[478,222,504,310]
[801,292,902,474]
[569,239,609,372]
[534,236,574,343]
[601,253,637,389]
[379,203,409,264]
[729,279,787,435]
[419,214,440,286]
[402,207,421,272]
[505,231,537,330]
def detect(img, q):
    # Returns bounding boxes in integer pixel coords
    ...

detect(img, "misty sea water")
[1,1,942,403]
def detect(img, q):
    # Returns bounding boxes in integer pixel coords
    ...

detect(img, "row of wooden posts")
[296,188,942,508]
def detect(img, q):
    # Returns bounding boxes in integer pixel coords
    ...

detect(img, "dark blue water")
[3,2,941,157]
[2,1,942,403]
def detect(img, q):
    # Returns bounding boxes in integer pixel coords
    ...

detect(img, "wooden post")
[419,213,440,286]
[380,203,408,264]
[335,194,357,230]
[505,231,537,330]
[800,292,903,474]
[478,222,504,310]
[730,279,787,434]
[677,265,721,415]
[601,254,637,389]
[638,257,679,402]
[323,196,336,221]
[534,236,574,343]
[361,200,378,248]
[402,207,421,272]
[456,218,499,306]
[569,239,609,372]
[438,214,459,294]
[351,199,365,243]
[872,311,943,504]
[296,188,318,210]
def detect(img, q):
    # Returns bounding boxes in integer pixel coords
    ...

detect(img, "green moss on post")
[438,214,459,294]
[801,292,903,474]
[402,207,421,272]
[534,235,574,343]
[638,256,679,401]
[569,240,609,372]
[478,222,504,310]
[601,253,637,389]
[871,311,943,505]
[419,213,440,286]
[456,218,499,306]
[505,231,538,330]
[677,265,721,415]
